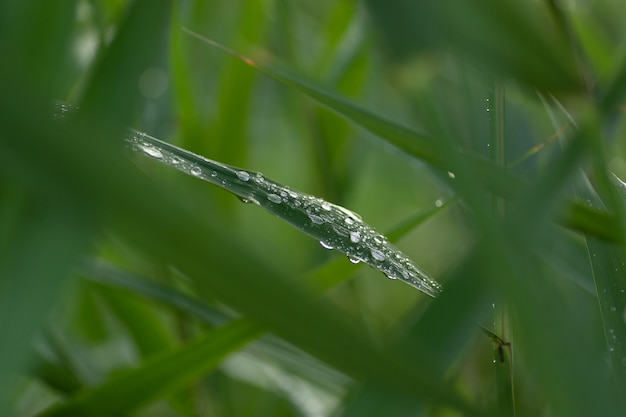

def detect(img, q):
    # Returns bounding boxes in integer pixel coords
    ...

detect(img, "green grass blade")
[182,28,440,166]
[127,129,442,297]
[0,184,95,412]
[40,319,263,417]
[180,29,620,244]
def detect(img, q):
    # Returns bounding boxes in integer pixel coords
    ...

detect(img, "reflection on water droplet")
[191,167,202,176]
[320,241,333,250]
[141,146,163,159]
[350,231,361,243]
[371,249,385,261]
[309,214,325,224]
[321,202,332,211]
[448,171,456,179]
[435,199,443,207]
[237,171,250,181]
[348,257,360,264]
[385,273,397,280]
[210,171,218,177]
[268,194,281,204]
[344,217,354,225]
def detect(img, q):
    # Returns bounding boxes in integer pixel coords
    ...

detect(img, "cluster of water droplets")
[125,130,441,297]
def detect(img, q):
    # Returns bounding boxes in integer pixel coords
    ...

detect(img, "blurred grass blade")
[180,29,619,244]
[40,319,263,417]
[0,186,94,412]
[126,129,442,297]
[181,28,440,166]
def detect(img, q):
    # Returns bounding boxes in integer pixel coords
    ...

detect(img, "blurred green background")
[1,0,626,416]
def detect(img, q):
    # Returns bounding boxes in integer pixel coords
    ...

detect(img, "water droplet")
[611,306,617,312]
[268,194,281,204]
[435,199,443,207]
[141,146,163,159]
[371,249,385,261]
[321,202,332,211]
[385,273,397,280]
[348,257,360,264]
[191,167,202,176]
[309,214,325,224]
[320,241,333,250]
[448,171,456,179]
[210,171,218,177]
[237,171,250,181]
[171,157,181,165]
[344,217,355,225]
[350,231,361,243]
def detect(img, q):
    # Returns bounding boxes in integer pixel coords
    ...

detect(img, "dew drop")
[435,199,443,207]
[385,273,397,280]
[344,217,355,225]
[191,167,202,176]
[348,257,360,264]
[210,171,218,177]
[320,241,333,250]
[611,306,617,312]
[371,249,385,261]
[309,214,325,224]
[268,194,281,204]
[321,201,332,211]
[237,171,250,181]
[448,171,456,179]
[141,146,163,159]
[350,231,361,243]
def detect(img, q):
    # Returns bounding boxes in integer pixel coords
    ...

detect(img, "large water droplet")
[191,167,202,176]
[348,257,361,264]
[320,241,333,250]
[371,249,385,261]
[268,194,282,204]
[141,146,163,159]
[237,171,250,181]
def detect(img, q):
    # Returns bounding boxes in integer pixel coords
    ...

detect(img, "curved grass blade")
[180,30,621,245]
[127,130,442,297]
[40,319,263,417]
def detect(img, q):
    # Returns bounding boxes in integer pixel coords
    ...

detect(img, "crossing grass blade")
[180,29,619,244]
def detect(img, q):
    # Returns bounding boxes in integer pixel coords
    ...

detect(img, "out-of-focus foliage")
[1,0,625,416]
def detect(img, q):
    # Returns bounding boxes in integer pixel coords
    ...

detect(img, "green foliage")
[1,1,626,416]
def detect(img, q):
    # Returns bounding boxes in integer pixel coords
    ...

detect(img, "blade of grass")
[180,29,619,244]
[39,319,264,417]
[0,184,95,412]
[488,76,515,417]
